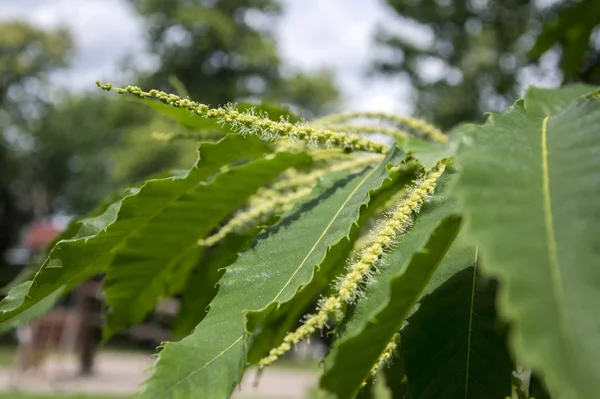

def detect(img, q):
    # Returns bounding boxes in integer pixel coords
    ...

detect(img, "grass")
[0,394,128,399]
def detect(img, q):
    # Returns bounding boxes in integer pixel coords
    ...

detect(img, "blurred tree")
[24,95,153,214]
[129,0,339,116]
[130,0,280,105]
[0,21,71,109]
[15,91,199,218]
[266,69,340,117]
[0,21,73,268]
[374,0,600,129]
[529,0,600,85]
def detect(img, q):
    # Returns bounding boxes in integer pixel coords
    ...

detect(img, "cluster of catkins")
[98,81,448,381]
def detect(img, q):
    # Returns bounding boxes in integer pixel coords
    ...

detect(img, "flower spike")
[313,111,447,143]
[259,162,447,368]
[97,82,389,154]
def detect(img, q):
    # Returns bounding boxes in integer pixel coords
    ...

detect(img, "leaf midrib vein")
[464,248,478,399]
[272,165,378,302]
[540,116,571,343]
[149,334,244,397]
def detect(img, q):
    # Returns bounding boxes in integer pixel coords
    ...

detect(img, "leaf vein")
[540,116,571,342]
[271,165,377,302]
[463,249,478,399]
[153,334,244,396]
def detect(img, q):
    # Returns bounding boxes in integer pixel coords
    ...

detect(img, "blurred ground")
[0,348,318,399]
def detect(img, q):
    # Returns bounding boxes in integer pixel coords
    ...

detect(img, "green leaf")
[323,169,457,353]
[247,164,420,365]
[165,246,204,298]
[321,170,462,399]
[355,382,375,399]
[1,281,35,313]
[0,200,123,323]
[524,84,599,117]
[327,215,462,399]
[455,97,600,399]
[0,135,268,326]
[172,230,257,339]
[402,137,458,169]
[139,147,405,399]
[246,218,358,365]
[401,242,513,399]
[104,147,309,336]
[0,282,61,334]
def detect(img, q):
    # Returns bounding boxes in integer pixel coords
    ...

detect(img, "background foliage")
[375,0,600,129]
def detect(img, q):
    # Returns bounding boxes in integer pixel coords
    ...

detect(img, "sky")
[0,0,414,113]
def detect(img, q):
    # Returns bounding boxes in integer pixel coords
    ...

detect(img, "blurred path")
[0,351,318,398]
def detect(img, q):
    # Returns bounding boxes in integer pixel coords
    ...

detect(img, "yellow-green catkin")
[363,332,401,386]
[337,162,446,303]
[199,187,312,247]
[511,374,530,399]
[274,136,306,153]
[313,111,446,144]
[203,156,380,247]
[310,148,348,162]
[259,296,343,368]
[322,124,410,143]
[252,155,380,206]
[271,155,381,193]
[349,160,420,255]
[258,163,447,368]
[97,82,388,154]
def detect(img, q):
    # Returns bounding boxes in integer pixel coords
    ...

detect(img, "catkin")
[337,162,446,303]
[321,124,410,143]
[201,156,381,247]
[363,332,401,385]
[259,163,447,368]
[313,111,446,143]
[270,156,381,192]
[199,187,312,246]
[97,82,389,153]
